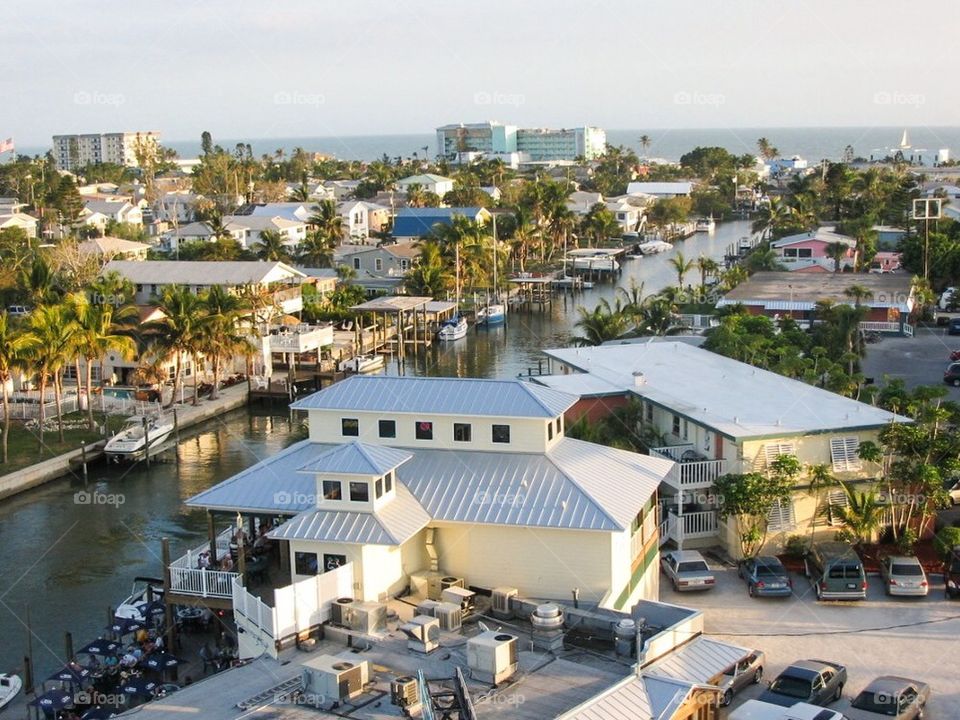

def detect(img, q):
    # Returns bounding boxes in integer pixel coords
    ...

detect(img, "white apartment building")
[52,131,161,171]
[436,122,607,162]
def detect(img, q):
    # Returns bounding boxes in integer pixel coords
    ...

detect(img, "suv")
[945,547,960,599]
[804,541,867,600]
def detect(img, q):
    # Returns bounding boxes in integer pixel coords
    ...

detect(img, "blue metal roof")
[290,375,576,419]
[392,207,483,238]
[296,441,412,476]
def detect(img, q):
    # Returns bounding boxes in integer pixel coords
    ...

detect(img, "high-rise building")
[436,122,605,162]
[52,131,160,171]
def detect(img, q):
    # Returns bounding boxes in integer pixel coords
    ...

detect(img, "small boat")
[551,276,594,290]
[0,674,21,712]
[637,240,672,255]
[115,577,165,620]
[339,354,385,373]
[476,304,506,327]
[105,414,175,461]
[437,315,468,341]
[738,236,754,254]
[571,257,619,272]
[695,216,716,233]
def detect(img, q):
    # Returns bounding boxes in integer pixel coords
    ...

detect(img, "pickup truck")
[758,659,848,707]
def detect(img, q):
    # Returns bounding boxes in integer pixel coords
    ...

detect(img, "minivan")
[945,547,960,599]
[804,541,867,600]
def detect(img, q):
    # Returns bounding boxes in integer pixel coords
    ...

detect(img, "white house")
[225,214,308,250]
[626,182,693,198]
[337,200,391,240]
[78,236,150,261]
[187,375,671,610]
[395,173,455,198]
[155,190,203,223]
[159,219,248,253]
[248,202,311,223]
[566,190,605,215]
[0,211,39,238]
[80,199,143,230]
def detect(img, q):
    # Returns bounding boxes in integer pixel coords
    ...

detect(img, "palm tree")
[148,286,205,408]
[668,251,696,289]
[696,256,720,292]
[67,292,137,430]
[257,229,292,262]
[509,206,537,273]
[0,313,35,463]
[751,196,791,240]
[28,304,77,446]
[199,285,252,400]
[639,134,651,158]
[843,284,873,308]
[20,255,57,307]
[297,229,336,268]
[572,299,627,346]
[308,199,345,245]
[756,137,779,161]
[405,183,429,208]
[807,463,838,542]
[831,482,884,549]
[826,242,849,273]
[289,181,311,202]
[403,241,451,298]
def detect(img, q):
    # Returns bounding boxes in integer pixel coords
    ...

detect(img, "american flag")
[0,138,13,154]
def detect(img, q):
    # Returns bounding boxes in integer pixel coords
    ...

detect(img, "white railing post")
[200,569,208,597]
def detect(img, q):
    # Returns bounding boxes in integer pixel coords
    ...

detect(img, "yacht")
[637,239,673,255]
[115,577,165,620]
[437,315,468,341]
[694,216,716,233]
[339,354,385,373]
[104,413,175,461]
[476,303,506,327]
[0,674,21,712]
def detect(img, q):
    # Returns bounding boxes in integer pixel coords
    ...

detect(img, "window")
[341,418,359,436]
[349,481,369,502]
[492,424,511,444]
[830,436,862,472]
[548,423,554,441]
[645,403,653,422]
[295,551,319,576]
[384,471,393,493]
[375,258,383,271]
[375,477,383,498]
[556,417,562,434]
[825,488,849,526]
[323,553,347,572]
[353,257,361,270]
[453,423,472,442]
[767,498,796,532]
[672,414,681,436]
[400,259,410,270]
[415,421,433,440]
[378,419,396,438]
[322,480,342,500]
[763,442,796,468]
[682,419,689,440]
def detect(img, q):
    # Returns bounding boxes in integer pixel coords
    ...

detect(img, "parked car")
[660,550,715,592]
[6,305,29,317]
[738,556,793,597]
[717,650,765,706]
[945,547,960,599]
[939,286,957,310]
[729,700,846,720]
[948,317,960,336]
[846,675,930,720]
[759,659,847,707]
[804,541,867,600]
[945,362,960,387]
[878,555,928,597]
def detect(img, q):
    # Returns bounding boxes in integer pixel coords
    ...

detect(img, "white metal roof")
[561,674,652,719]
[104,260,305,286]
[643,636,750,684]
[626,181,693,196]
[291,375,577,419]
[295,441,412,476]
[542,341,909,440]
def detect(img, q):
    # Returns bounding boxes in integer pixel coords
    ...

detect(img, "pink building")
[771,227,856,272]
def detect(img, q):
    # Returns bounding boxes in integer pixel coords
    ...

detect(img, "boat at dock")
[695,216,716,233]
[338,354,385,373]
[437,315,468,341]
[476,303,506,327]
[552,275,593,289]
[115,576,165,620]
[0,674,21,712]
[104,413,175,461]
[637,239,673,255]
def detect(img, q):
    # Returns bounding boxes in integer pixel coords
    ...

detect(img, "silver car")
[716,649,765,706]
[878,555,928,597]
[660,550,715,591]
[846,675,930,720]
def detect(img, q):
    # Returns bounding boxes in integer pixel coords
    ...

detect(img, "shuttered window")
[767,499,796,532]
[763,442,796,467]
[825,488,849,526]
[830,437,862,472]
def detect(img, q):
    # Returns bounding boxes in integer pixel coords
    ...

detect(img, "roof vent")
[632,371,646,387]
[733,416,740,424]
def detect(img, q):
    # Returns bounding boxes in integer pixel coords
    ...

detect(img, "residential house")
[717,271,916,333]
[159,219,248,253]
[78,236,150,261]
[187,375,670,609]
[395,173,455,199]
[333,242,421,295]
[299,267,338,299]
[0,211,39,238]
[534,341,908,557]
[248,202,311,223]
[626,182,693,198]
[392,207,490,241]
[566,190,605,215]
[324,179,361,200]
[225,214,308,251]
[337,200,391,241]
[770,227,856,272]
[605,196,648,233]
[80,199,143,231]
[154,190,203,224]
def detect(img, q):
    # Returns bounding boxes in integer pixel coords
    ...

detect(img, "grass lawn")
[0,412,129,476]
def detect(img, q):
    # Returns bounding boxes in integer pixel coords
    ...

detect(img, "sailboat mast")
[491,210,498,301]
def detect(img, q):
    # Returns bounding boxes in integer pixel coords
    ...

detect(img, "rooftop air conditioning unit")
[491,587,518,620]
[467,631,519,685]
[347,602,387,635]
[441,586,476,616]
[302,653,370,702]
[441,576,464,593]
[330,597,354,627]
[416,599,441,618]
[390,675,419,709]
[400,615,440,654]
[435,602,463,632]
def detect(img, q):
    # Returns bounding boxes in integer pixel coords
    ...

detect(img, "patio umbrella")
[29,688,74,711]
[46,664,91,685]
[109,616,144,636]
[81,708,118,720]
[143,651,183,672]
[120,676,158,698]
[78,639,121,656]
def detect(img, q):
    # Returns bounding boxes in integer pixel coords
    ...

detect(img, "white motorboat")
[571,257,620,272]
[104,414,175,461]
[476,304,506,327]
[115,577,165,620]
[0,674,21,712]
[637,240,673,255]
[339,354,385,373]
[551,275,594,290]
[695,216,716,233]
[437,315,468,341]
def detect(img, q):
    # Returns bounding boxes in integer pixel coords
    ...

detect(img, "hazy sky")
[2,0,958,147]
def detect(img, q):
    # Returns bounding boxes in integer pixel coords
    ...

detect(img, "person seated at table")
[220,553,233,571]
[197,551,211,570]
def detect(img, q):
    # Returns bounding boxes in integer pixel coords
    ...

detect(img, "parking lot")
[660,563,960,718]
[862,324,960,393]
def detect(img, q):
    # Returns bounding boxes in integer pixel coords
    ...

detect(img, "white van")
[728,699,845,720]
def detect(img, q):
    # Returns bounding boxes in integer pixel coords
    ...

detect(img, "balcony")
[649,444,726,490]
[267,324,334,353]
[168,527,239,600]
[271,286,303,314]
[658,510,720,548]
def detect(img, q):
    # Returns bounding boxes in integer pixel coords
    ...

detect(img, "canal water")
[0,221,752,681]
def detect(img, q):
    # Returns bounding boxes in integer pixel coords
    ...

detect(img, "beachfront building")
[52,131,160,171]
[392,206,490,241]
[186,375,671,610]
[395,173,455,198]
[436,122,606,162]
[717,271,917,335]
[770,226,857,272]
[533,341,908,558]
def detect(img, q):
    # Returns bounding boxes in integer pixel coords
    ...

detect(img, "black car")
[738,555,793,597]
[759,659,848,707]
[949,318,960,336]
[945,362,960,387]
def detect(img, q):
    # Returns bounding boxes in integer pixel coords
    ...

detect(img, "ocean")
[15,127,960,164]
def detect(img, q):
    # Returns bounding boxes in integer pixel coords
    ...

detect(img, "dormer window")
[454,423,472,442]
[342,418,359,436]
[548,423,554,441]
[415,421,434,440]
[375,477,383,498]
[385,471,393,493]
[349,481,369,502]
[492,424,511,444]
[322,480,342,500]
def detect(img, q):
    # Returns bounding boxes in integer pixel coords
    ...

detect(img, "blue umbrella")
[78,638,121,656]
[46,664,91,685]
[120,676,157,698]
[81,708,118,720]
[110,616,144,636]
[143,651,182,671]
[29,688,74,710]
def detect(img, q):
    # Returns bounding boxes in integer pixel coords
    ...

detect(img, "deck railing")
[169,567,239,599]
[650,445,726,489]
[661,510,720,545]
[170,527,235,569]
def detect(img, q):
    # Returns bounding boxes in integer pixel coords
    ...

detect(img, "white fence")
[170,527,236,570]
[233,563,355,658]
[170,566,238,598]
[2,394,79,420]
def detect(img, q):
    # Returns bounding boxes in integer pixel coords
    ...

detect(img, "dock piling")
[65,631,74,662]
[142,416,151,467]
[80,443,88,481]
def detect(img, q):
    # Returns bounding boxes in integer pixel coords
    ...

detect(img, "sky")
[2,0,958,148]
